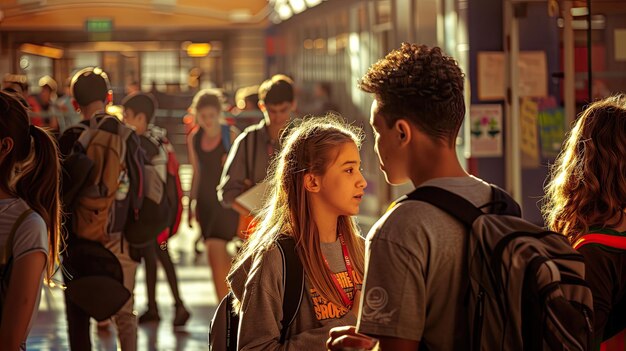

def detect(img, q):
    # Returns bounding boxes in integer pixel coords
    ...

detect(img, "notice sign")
[520,97,540,168]
[470,104,503,157]
[538,107,565,159]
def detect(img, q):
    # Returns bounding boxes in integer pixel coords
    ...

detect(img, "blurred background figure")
[186,89,239,301]
[231,84,262,130]
[32,76,60,136]
[55,78,81,132]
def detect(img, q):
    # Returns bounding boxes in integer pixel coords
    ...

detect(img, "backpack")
[156,138,183,246]
[63,238,131,321]
[209,237,304,350]
[404,185,594,351]
[64,115,144,243]
[125,128,176,245]
[573,232,626,351]
[0,209,33,324]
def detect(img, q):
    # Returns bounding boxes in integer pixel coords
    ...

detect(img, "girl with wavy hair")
[543,95,626,350]
[0,91,63,350]
[228,116,367,350]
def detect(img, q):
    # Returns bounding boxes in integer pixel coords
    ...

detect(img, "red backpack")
[156,139,183,246]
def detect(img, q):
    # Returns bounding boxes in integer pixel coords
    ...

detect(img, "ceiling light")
[278,4,292,20]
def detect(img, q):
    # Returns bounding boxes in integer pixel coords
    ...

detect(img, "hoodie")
[228,238,362,350]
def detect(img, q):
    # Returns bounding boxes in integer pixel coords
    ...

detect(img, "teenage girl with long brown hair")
[543,95,626,350]
[0,91,63,350]
[228,116,367,350]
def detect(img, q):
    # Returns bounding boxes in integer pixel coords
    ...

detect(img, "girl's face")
[314,141,367,217]
[196,106,220,133]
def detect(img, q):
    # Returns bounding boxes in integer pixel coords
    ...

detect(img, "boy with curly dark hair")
[328,43,495,351]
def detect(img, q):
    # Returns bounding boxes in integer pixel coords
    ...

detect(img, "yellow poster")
[520,97,540,168]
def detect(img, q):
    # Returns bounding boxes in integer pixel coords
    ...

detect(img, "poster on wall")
[469,104,503,157]
[477,51,548,100]
[538,106,566,159]
[477,52,506,101]
[520,97,540,168]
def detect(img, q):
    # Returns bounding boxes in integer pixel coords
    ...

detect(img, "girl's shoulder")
[251,241,286,270]
[0,199,47,259]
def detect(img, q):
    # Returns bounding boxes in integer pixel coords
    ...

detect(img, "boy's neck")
[266,123,283,142]
[81,101,106,120]
[409,147,468,187]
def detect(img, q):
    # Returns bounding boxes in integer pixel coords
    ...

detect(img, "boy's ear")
[72,98,80,112]
[395,119,412,145]
[304,173,321,193]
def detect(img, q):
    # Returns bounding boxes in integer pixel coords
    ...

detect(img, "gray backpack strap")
[276,237,305,344]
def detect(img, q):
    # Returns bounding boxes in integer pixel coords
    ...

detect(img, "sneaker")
[138,309,160,324]
[173,305,191,327]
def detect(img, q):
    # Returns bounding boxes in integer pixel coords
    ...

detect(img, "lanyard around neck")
[324,232,356,310]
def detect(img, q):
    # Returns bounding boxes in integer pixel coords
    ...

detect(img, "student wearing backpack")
[122,92,191,327]
[328,43,492,351]
[217,75,296,237]
[59,67,144,351]
[187,89,240,300]
[225,116,366,350]
[544,95,626,350]
[0,91,63,351]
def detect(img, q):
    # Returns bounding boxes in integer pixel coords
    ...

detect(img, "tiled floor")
[27,222,219,351]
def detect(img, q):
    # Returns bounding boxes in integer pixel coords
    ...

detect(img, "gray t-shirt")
[235,238,362,350]
[0,197,48,340]
[357,176,492,351]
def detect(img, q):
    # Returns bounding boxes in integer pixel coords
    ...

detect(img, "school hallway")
[26,166,220,351]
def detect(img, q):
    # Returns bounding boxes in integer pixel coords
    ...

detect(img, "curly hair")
[359,43,465,146]
[543,94,626,244]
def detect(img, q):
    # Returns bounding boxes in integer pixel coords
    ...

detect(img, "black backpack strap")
[488,184,522,217]
[403,186,483,228]
[276,237,305,344]
[225,292,239,351]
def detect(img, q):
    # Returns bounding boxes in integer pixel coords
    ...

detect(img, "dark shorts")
[197,201,239,241]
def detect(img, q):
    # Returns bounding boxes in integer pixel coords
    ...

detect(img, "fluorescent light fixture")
[186,43,211,57]
[278,3,293,20]
[289,0,307,14]
[571,7,589,17]
[20,43,64,59]
[305,0,323,7]
[314,38,325,49]
[557,15,605,30]
[230,9,252,22]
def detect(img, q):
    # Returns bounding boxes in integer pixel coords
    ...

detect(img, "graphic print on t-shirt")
[310,270,363,320]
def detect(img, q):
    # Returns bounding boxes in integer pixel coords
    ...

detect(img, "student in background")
[543,95,626,350]
[187,89,239,300]
[229,116,367,350]
[122,92,190,327]
[0,91,63,351]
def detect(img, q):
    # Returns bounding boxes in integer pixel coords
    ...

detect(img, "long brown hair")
[543,94,626,243]
[0,91,63,279]
[229,115,366,309]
